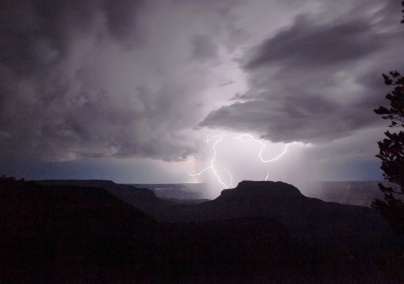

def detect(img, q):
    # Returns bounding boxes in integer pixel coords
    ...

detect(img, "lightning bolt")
[189,133,231,189]
[236,134,289,181]
[189,132,290,188]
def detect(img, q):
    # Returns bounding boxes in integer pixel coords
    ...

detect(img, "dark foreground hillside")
[36,179,164,217]
[1,177,404,283]
[0,177,156,283]
[166,181,394,247]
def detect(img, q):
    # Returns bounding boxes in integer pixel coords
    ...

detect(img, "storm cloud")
[200,1,404,144]
[0,0,403,184]
[0,0,240,162]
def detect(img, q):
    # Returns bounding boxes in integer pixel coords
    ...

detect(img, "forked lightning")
[189,133,289,188]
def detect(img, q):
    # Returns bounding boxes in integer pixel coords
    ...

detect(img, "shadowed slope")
[37,179,165,217]
[0,178,156,283]
[164,181,392,247]
[1,178,403,283]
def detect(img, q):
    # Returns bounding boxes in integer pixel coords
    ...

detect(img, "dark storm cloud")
[200,2,404,144]
[0,0,139,77]
[200,94,371,143]
[0,0,240,162]
[245,16,385,69]
[191,34,218,60]
[102,0,145,41]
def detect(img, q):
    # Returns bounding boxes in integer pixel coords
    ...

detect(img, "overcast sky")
[0,0,403,196]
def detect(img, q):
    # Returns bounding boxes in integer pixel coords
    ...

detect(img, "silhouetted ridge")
[1,177,403,283]
[160,180,394,250]
[37,179,155,198]
[36,179,163,216]
[0,179,155,236]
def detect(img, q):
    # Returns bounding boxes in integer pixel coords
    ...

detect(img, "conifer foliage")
[372,71,404,231]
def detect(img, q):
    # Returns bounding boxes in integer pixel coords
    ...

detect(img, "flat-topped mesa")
[219,180,304,199]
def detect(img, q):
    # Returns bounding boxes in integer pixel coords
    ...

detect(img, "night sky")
[0,0,403,196]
